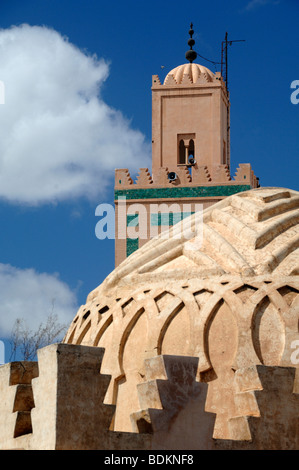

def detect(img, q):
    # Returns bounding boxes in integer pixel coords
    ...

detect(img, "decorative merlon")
[115,169,133,187]
[130,355,216,449]
[0,361,38,449]
[163,74,177,86]
[227,365,299,449]
[214,164,232,182]
[135,168,153,186]
[191,165,212,184]
[152,74,161,86]
[234,163,258,187]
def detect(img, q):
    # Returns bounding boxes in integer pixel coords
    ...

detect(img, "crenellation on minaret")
[114,163,256,189]
[135,168,153,187]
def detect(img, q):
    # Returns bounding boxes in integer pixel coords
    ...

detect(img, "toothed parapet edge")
[0,344,152,451]
[1,352,299,450]
[115,164,258,189]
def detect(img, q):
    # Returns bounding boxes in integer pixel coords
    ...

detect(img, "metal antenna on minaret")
[221,32,245,91]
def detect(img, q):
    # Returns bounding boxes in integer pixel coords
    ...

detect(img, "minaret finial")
[185,23,197,63]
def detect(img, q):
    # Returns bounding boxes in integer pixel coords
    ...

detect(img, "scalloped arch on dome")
[164,62,215,85]
[64,187,299,352]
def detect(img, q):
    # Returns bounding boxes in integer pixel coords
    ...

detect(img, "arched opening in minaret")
[179,139,185,164]
[188,139,195,161]
[178,135,196,165]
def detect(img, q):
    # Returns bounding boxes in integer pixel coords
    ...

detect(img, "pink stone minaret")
[114,24,259,266]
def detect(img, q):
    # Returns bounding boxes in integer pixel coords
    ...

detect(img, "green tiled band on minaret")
[115,184,251,201]
[151,212,194,226]
[126,238,139,257]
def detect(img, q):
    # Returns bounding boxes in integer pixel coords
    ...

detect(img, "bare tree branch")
[9,301,68,361]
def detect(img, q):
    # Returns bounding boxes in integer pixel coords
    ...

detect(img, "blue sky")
[0,0,298,353]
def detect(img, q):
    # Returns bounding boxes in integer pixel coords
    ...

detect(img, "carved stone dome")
[64,187,299,436]
[164,62,215,84]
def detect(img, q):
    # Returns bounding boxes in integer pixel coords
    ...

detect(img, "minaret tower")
[151,23,230,179]
[114,24,258,266]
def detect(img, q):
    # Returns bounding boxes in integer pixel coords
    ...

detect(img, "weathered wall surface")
[0,344,299,450]
[0,344,151,450]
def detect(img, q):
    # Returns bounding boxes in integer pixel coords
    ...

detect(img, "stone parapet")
[0,344,151,450]
[1,344,299,449]
[115,163,258,193]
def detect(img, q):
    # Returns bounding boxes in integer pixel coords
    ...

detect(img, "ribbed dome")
[63,187,299,434]
[164,62,215,84]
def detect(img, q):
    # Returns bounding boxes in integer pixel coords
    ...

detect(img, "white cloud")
[0,24,151,205]
[0,263,77,337]
[244,0,280,11]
